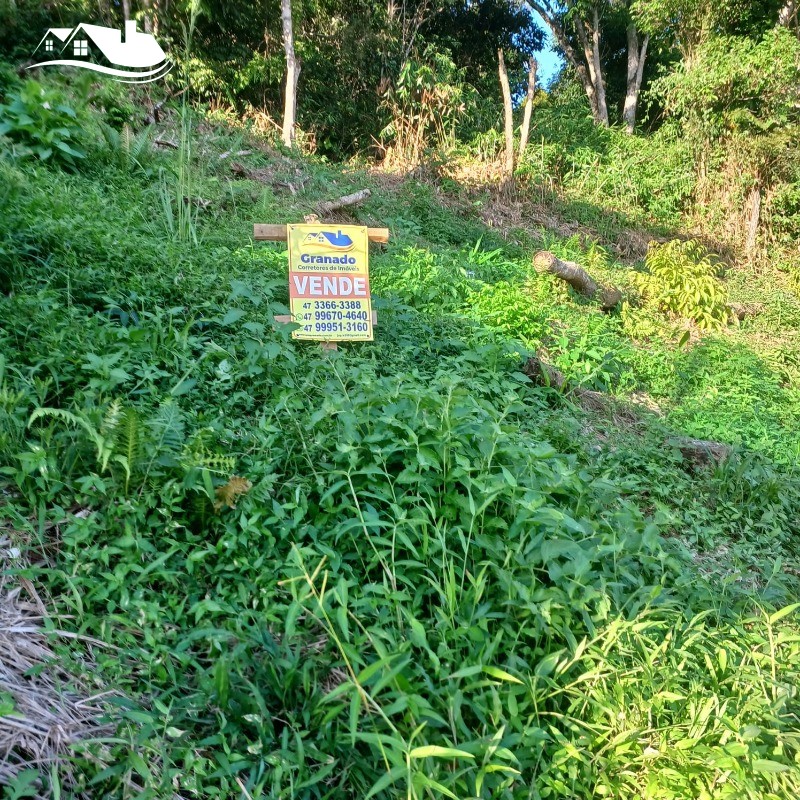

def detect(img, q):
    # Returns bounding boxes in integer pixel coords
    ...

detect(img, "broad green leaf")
[365,765,406,800]
[769,602,800,625]
[409,745,474,760]
[483,666,524,684]
[752,759,790,773]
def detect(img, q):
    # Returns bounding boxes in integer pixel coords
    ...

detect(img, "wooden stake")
[254,224,389,243]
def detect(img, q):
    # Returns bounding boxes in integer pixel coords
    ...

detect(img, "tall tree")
[281,0,298,148]
[623,21,648,132]
[498,48,515,174]
[525,1,609,125]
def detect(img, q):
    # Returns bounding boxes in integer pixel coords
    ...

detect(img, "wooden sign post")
[254,223,388,350]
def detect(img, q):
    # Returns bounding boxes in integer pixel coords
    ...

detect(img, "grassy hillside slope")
[2,83,800,799]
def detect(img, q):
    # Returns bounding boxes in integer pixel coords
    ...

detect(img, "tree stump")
[534,250,622,310]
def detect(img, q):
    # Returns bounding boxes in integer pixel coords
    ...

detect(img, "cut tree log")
[727,302,764,321]
[522,356,607,411]
[668,437,731,466]
[534,250,622,310]
[317,189,371,216]
[522,355,565,389]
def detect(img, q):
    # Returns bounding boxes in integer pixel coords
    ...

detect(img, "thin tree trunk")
[779,0,797,26]
[281,0,298,148]
[142,0,154,33]
[498,49,515,176]
[519,58,537,161]
[122,0,131,22]
[574,16,600,121]
[623,24,649,134]
[746,185,761,254]
[574,11,608,126]
[590,8,608,126]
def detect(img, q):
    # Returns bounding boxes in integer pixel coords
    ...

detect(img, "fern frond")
[100,122,121,151]
[140,401,185,484]
[101,399,123,437]
[28,406,109,468]
[118,408,141,492]
[128,128,152,165]
[121,123,133,156]
[180,446,236,475]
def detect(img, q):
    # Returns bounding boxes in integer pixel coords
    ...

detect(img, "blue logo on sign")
[302,230,354,250]
[321,230,353,248]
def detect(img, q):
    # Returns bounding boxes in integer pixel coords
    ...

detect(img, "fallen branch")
[219,149,253,160]
[534,250,622,310]
[317,189,371,216]
[523,355,731,464]
[143,86,187,125]
[153,137,179,150]
[144,99,167,126]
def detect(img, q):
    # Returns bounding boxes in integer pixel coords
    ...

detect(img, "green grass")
[2,81,800,799]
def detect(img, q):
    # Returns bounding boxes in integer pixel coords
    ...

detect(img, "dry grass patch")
[0,533,113,796]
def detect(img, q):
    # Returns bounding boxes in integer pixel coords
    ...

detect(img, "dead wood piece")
[669,437,731,466]
[728,302,764,321]
[524,356,612,412]
[153,137,179,150]
[524,359,731,459]
[523,355,566,389]
[254,224,390,243]
[143,87,187,126]
[523,358,641,433]
[143,98,167,125]
[230,162,308,194]
[219,149,253,160]
[275,176,309,195]
[534,250,622,310]
[317,189,372,216]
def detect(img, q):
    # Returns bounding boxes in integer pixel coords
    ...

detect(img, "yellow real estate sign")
[286,224,374,342]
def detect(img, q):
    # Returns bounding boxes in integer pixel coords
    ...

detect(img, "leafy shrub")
[99,123,157,175]
[652,28,800,144]
[90,80,138,129]
[0,80,86,168]
[634,239,729,330]
[465,280,547,345]
[373,246,472,312]
[770,182,800,245]
[462,240,529,284]
[551,331,627,393]
[381,45,469,163]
